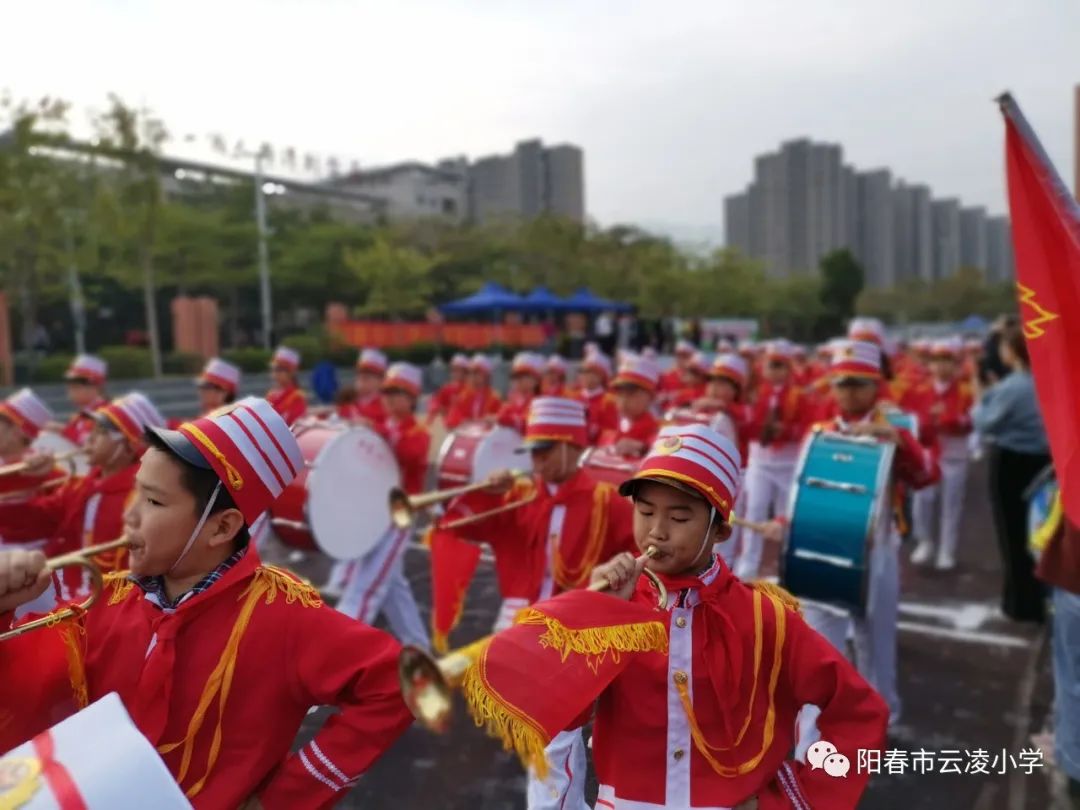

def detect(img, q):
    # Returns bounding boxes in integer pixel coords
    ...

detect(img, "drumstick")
[729,515,786,535]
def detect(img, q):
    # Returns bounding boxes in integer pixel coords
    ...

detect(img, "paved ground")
[264,459,1067,809]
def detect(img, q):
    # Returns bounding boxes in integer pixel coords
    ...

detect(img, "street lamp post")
[253,151,273,350]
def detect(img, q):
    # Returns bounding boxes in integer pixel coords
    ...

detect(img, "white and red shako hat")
[848,317,885,346]
[0,388,54,440]
[65,354,108,386]
[675,339,695,356]
[510,352,544,377]
[152,397,304,526]
[271,345,301,372]
[543,354,568,377]
[95,392,165,448]
[763,339,795,363]
[521,396,588,449]
[581,351,612,381]
[198,358,241,396]
[830,339,882,380]
[709,353,749,389]
[356,348,388,375]
[688,351,710,376]
[620,423,742,521]
[929,336,964,358]
[470,353,493,374]
[611,355,660,392]
[382,362,423,397]
[450,352,470,369]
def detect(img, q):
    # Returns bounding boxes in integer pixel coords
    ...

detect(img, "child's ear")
[714,521,733,543]
[208,508,246,549]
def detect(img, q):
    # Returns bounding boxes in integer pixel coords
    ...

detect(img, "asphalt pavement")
[265,459,1065,810]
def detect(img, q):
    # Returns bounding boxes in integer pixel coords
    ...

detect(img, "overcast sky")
[5,0,1078,241]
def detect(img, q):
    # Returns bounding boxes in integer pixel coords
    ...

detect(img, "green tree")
[344,234,437,318]
[818,249,865,338]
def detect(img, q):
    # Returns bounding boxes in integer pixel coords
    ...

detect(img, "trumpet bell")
[387,487,414,530]
[398,646,454,733]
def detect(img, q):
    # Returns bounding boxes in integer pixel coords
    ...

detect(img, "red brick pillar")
[172,296,220,359]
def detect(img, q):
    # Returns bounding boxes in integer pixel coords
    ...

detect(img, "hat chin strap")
[169,480,221,574]
[689,506,717,570]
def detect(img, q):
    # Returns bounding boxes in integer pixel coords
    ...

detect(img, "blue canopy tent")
[439,282,527,316]
[521,286,568,313]
[561,287,632,313]
[958,315,989,334]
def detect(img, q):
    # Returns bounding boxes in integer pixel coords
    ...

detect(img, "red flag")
[1000,93,1080,523]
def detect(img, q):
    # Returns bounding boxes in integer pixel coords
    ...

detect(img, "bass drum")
[579,446,640,487]
[435,422,531,488]
[32,432,90,476]
[271,423,400,560]
[780,429,895,616]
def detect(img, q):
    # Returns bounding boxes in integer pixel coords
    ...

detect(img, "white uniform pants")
[800,527,902,726]
[526,728,590,810]
[734,459,795,580]
[718,483,746,569]
[336,527,430,651]
[912,456,969,560]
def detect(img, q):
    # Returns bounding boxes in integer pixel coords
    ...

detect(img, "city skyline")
[2,0,1075,242]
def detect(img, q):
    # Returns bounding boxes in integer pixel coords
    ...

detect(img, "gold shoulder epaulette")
[254,565,323,608]
[103,571,136,605]
[750,579,802,615]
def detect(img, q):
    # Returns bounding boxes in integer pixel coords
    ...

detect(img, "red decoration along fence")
[332,321,546,350]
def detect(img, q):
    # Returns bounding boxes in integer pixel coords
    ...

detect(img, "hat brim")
[145,426,213,469]
[514,439,556,454]
[831,374,879,386]
[618,474,709,503]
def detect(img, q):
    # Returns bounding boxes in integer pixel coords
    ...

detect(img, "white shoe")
[910,541,935,566]
[935,551,957,571]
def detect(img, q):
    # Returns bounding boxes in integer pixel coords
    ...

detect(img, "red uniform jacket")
[745,382,809,449]
[426,381,463,424]
[377,414,430,495]
[266,385,307,427]
[445,385,501,430]
[578,389,619,445]
[0,550,412,809]
[495,393,534,435]
[60,397,106,446]
[901,379,974,439]
[587,557,888,809]
[338,392,387,427]
[670,384,707,409]
[446,470,635,603]
[0,465,136,595]
[598,412,660,455]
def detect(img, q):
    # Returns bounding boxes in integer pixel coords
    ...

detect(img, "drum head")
[471,426,532,481]
[307,426,401,560]
[32,432,89,475]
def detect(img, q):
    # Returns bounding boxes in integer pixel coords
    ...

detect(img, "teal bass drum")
[780,429,896,616]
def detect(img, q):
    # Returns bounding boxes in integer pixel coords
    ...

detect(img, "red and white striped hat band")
[675,340,695,356]
[271,346,301,371]
[709,353,748,388]
[612,356,660,392]
[199,358,241,395]
[581,351,612,379]
[0,388,54,440]
[510,352,543,377]
[382,362,423,396]
[830,339,882,379]
[848,317,885,345]
[357,348,388,375]
[450,353,470,369]
[688,351,709,374]
[525,396,588,446]
[544,354,568,375]
[97,392,165,447]
[470,354,493,374]
[929,337,964,358]
[622,424,742,520]
[176,397,304,525]
[65,354,108,385]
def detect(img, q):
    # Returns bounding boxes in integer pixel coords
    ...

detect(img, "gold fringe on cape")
[516,607,669,665]
[749,580,801,615]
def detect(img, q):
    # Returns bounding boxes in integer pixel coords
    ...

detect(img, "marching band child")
[0,389,66,503]
[496,352,543,433]
[0,397,413,807]
[668,351,710,409]
[471,423,888,809]
[266,346,307,426]
[600,354,661,457]
[542,354,573,398]
[337,363,431,650]
[427,352,469,425]
[577,350,619,444]
[909,336,974,570]
[658,339,695,407]
[59,354,108,447]
[339,347,389,425]
[196,357,241,416]
[0,393,165,596]
[445,354,502,428]
[733,339,809,580]
[800,340,938,729]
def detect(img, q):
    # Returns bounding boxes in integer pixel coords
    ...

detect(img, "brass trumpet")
[0,476,67,503]
[0,448,83,479]
[398,546,667,732]
[0,536,131,642]
[388,470,534,530]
